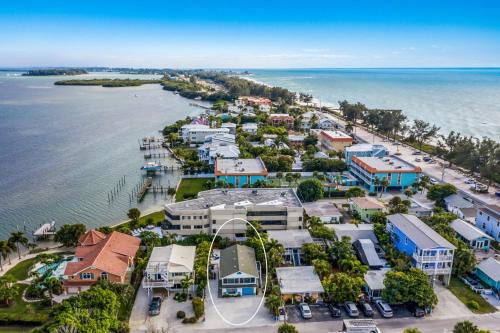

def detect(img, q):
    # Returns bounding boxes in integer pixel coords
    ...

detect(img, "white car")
[464,178,475,184]
[430,178,438,184]
[299,303,312,319]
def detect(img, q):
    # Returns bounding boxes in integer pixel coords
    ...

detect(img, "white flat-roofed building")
[197,143,240,165]
[268,229,314,265]
[276,266,324,302]
[364,268,389,301]
[180,124,230,143]
[303,201,342,223]
[215,157,268,188]
[221,122,236,135]
[204,132,236,145]
[345,144,389,166]
[142,245,196,293]
[242,123,258,134]
[164,188,304,239]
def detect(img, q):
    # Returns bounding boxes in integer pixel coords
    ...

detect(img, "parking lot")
[286,302,422,324]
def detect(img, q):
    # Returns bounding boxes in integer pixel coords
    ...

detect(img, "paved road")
[326,111,499,206]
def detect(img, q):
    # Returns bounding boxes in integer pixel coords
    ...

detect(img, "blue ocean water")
[249,68,500,141]
[0,72,206,238]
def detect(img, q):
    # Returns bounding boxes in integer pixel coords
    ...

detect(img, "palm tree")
[276,172,283,186]
[404,187,414,198]
[180,275,193,294]
[0,275,19,306]
[285,173,294,187]
[8,231,28,260]
[0,240,14,270]
[265,292,282,318]
[292,173,301,186]
[373,176,381,196]
[44,277,62,306]
[418,175,430,194]
[379,177,390,198]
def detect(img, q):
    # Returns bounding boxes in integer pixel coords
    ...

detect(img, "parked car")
[328,304,342,317]
[412,151,422,155]
[464,178,475,184]
[299,303,312,319]
[496,191,500,197]
[359,302,374,317]
[375,300,393,318]
[406,302,425,317]
[414,158,421,162]
[423,156,431,162]
[148,296,162,316]
[344,301,359,317]
[430,178,438,184]
[428,159,437,164]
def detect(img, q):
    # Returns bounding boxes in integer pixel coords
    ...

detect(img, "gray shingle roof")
[450,219,493,242]
[219,244,258,278]
[387,214,456,250]
[476,257,500,282]
[444,194,474,209]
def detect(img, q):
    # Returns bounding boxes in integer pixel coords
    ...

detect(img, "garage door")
[242,287,254,296]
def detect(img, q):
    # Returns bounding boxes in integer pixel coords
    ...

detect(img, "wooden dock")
[136,177,153,202]
[144,152,169,159]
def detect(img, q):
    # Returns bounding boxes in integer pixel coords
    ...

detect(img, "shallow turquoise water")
[249,68,500,141]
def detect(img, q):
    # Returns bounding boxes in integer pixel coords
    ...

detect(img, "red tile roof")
[78,230,106,246]
[65,231,140,278]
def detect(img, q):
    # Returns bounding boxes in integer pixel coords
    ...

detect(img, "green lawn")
[0,327,34,332]
[175,178,214,202]
[4,258,37,281]
[0,284,50,326]
[138,210,165,225]
[448,277,497,314]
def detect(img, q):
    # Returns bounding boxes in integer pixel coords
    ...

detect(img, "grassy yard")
[448,277,497,314]
[0,284,50,327]
[4,258,37,281]
[175,178,214,202]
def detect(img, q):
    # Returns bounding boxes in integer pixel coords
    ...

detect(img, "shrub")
[192,297,205,319]
[174,292,188,302]
[466,300,480,310]
[177,310,186,319]
[182,316,198,324]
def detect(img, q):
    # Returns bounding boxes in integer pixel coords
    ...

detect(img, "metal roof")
[387,214,456,250]
[476,257,500,282]
[353,239,384,269]
[276,266,324,294]
[450,219,493,242]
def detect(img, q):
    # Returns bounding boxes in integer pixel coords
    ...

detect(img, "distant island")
[54,78,162,87]
[23,68,88,76]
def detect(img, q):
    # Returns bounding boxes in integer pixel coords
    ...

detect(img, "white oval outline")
[206,217,268,327]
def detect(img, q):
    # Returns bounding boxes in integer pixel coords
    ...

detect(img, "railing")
[421,268,452,275]
[141,277,174,288]
[413,253,454,262]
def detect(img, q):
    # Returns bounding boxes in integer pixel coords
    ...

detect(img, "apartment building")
[476,204,500,241]
[163,188,304,239]
[319,130,353,151]
[270,113,295,128]
[344,144,389,166]
[180,124,230,144]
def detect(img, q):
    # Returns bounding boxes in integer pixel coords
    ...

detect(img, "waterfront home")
[350,155,421,193]
[386,214,455,285]
[353,239,384,270]
[444,194,474,217]
[303,200,342,223]
[268,229,314,266]
[180,124,230,144]
[204,132,236,145]
[214,157,268,188]
[450,219,493,251]
[476,204,500,241]
[163,188,304,239]
[475,257,500,292]
[329,224,378,244]
[219,244,259,296]
[142,245,196,294]
[236,96,272,112]
[197,143,240,165]
[221,122,237,135]
[349,197,385,222]
[270,113,294,128]
[276,266,324,303]
[364,268,389,301]
[242,122,258,134]
[319,130,353,152]
[344,144,389,166]
[63,230,140,294]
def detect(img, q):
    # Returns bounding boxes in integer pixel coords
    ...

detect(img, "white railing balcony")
[421,268,452,275]
[413,253,454,262]
[142,277,174,289]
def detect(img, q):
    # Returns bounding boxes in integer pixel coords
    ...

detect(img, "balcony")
[412,253,454,262]
[421,267,452,275]
[142,277,174,289]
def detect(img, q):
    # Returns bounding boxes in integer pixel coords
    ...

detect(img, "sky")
[1,1,500,68]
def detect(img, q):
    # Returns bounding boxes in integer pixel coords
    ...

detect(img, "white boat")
[141,162,161,171]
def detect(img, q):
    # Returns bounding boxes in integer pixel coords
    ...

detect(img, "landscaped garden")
[175,178,214,201]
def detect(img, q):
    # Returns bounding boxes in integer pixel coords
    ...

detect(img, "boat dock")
[189,102,211,110]
[144,152,169,159]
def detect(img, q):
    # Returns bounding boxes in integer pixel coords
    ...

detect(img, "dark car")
[328,304,342,317]
[406,302,425,317]
[148,296,162,316]
[359,302,374,317]
[344,301,359,317]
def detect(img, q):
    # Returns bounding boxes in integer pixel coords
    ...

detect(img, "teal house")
[350,155,421,193]
[475,257,500,291]
[450,219,493,251]
[214,157,268,188]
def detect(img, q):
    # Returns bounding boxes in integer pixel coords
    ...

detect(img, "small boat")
[141,162,161,171]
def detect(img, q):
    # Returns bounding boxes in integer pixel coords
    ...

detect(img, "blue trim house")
[450,219,493,251]
[344,144,388,166]
[475,257,500,292]
[476,204,500,242]
[350,155,421,193]
[214,157,268,188]
[386,214,456,286]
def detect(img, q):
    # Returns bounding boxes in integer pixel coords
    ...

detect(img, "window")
[204,224,210,228]
[299,216,302,221]
[405,237,408,245]
[194,225,203,229]
[101,272,108,280]
[212,219,216,224]
[182,225,191,229]
[80,272,94,280]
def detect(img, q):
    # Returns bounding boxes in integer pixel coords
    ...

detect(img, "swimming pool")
[34,255,76,279]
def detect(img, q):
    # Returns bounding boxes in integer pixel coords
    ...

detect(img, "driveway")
[199,279,275,330]
[431,283,472,319]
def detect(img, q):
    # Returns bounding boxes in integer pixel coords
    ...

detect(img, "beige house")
[142,244,196,294]
[276,266,324,303]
